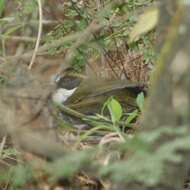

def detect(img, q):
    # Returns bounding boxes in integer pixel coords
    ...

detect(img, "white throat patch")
[52,87,77,104]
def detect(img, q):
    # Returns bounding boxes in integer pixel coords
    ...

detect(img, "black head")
[56,75,82,90]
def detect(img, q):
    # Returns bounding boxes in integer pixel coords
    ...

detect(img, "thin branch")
[0,135,7,158]
[28,0,43,69]
[1,35,36,42]
[1,32,86,63]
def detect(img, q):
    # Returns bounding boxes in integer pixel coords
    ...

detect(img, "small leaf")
[129,7,159,42]
[125,110,138,125]
[136,92,145,112]
[101,98,110,115]
[107,97,122,123]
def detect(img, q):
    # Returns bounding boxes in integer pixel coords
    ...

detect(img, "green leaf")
[101,97,110,115]
[107,97,122,123]
[0,0,5,17]
[136,92,145,112]
[125,110,138,125]
[129,7,159,42]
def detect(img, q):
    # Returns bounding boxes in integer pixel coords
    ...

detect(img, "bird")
[52,75,82,104]
[52,74,145,114]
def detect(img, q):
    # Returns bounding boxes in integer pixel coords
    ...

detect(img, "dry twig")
[28,0,43,69]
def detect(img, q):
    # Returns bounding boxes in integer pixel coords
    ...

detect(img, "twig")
[0,18,58,25]
[0,135,7,158]
[28,0,43,69]
[1,35,36,42]
[1,32,86,63]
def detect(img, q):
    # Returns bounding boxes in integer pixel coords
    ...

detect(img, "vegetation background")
[0,0,190,190]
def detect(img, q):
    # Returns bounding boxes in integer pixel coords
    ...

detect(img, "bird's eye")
[56,75,82,89]
[50,74,61,84]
